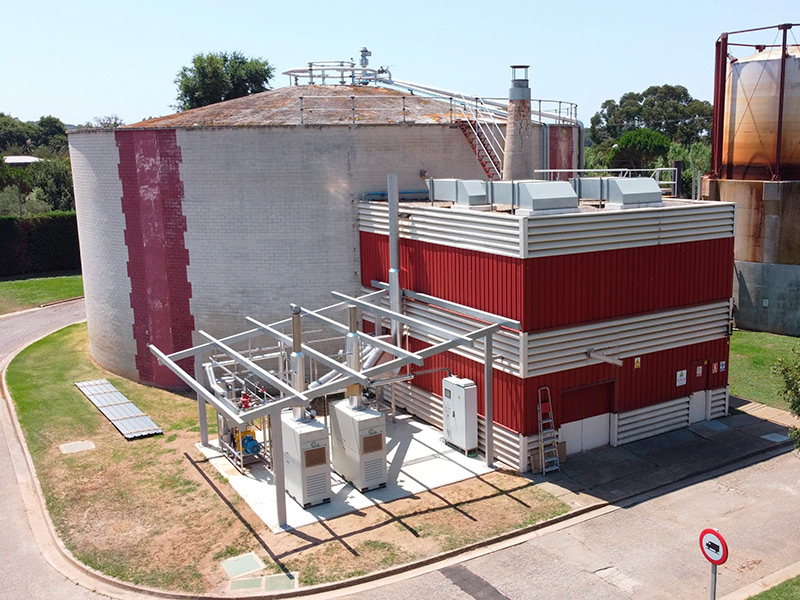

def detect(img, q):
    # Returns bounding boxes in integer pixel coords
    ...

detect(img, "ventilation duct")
[428,179,490,210]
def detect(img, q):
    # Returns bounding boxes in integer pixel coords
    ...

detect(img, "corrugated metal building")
[358,196,735,470]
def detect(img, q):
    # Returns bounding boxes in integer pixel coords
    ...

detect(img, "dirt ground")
[9,324,567,593]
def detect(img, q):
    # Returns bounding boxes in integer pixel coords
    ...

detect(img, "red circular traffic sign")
[699,528,728,565]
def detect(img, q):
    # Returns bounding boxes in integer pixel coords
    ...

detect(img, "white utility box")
[282,413,331,508]
[442,376,478,452]
[329,400,387,492]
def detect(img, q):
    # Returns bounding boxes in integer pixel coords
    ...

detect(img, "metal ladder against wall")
[537,386,560,474]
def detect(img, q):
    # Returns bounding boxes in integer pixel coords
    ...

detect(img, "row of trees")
[585,85,713,197]
[0,113,75,215]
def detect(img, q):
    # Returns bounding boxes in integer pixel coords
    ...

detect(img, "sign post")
[699,528,728,600]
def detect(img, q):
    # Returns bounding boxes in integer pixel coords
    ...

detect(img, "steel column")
[195,354,208,445]
[484,332,494,468]
[774,24,790,181]
[270,414,287,528]
[711,34,728,178]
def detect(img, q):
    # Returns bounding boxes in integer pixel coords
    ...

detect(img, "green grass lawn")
[748,574,800,599]
[729,329,800,412]
[0,273,83,315]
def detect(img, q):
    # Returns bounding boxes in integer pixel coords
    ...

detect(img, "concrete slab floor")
[58,440,95,455]
[198,413,493,533]
[220,552,265,579]
[264,573,297,591]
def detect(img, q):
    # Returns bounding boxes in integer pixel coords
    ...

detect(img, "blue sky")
[1,0,796,126]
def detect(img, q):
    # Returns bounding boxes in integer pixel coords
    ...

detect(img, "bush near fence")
[0,212,81,277]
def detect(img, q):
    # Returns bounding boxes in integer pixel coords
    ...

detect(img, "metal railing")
[533,167,679,195]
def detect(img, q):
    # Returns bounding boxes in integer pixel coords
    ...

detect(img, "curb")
[0,296,85,321]
[40,295,85,307]
[1,322,797,599]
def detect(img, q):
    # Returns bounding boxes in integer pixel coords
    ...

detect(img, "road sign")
[700,528,728,565]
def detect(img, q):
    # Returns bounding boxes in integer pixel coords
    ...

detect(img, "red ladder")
[537,387,560,474]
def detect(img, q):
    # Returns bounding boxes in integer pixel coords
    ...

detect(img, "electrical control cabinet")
[442,376,478,452]
[329,400,387,492]
[282,413,331,508]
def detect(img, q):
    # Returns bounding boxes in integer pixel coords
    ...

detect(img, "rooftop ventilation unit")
[604,178,664,209]
[487,180,579,215]
[428,179,490,210]
[282,412,331,507]
[329,400,387,492]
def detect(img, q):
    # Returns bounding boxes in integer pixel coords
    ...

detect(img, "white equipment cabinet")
[282,413,331,508]
[442,376,478,452]
[329,400,387,492]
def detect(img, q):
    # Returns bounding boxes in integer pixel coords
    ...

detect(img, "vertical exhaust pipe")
[291,305,306,421]
[502,65,537,181]
[346,304,364,409]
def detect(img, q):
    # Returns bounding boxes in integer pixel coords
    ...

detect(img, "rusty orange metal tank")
[720,45,800,180]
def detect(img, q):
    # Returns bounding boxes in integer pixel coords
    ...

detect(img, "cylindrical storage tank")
[721,46,800,180]
[69,86,491,386]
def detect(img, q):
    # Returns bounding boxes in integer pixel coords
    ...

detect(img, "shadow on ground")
[542,397,796,505]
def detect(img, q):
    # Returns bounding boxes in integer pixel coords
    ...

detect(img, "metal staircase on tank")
[456,120,503,180]
[537,387,560,474]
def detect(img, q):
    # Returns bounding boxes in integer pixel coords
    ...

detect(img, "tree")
[29,158,74,211]
[772,345,800,449]
[608,128,671,170]
[0,113,37,154]
[174,51,274,111]
[590,85,712,146]
[33,116,67,153]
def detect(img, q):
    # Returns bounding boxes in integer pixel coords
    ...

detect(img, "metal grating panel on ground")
[75,379,162,439]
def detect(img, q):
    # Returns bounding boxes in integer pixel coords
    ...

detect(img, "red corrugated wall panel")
[360,231,734,331]
[404,336,730,437]
[360,231,525,324]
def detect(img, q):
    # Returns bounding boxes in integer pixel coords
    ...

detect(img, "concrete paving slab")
[762,433,790,443]
[702,427,775,452]
[58,440,95,455]
[229,577,263,590]
[561,457,652,488]
[264,573,297,591]
[719,412,763,428]
[220,552,265,579]
[737,420,791,438]
[691,419,730,432]
[587,467,677,503]
[198,413,493,533]
[622,428,697,455]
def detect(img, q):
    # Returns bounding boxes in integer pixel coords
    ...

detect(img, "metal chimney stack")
[502,65,536,180]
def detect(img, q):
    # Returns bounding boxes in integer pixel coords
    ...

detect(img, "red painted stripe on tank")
[117,130,194,386]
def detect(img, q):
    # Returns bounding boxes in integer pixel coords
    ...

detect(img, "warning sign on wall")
[712,363,718,374]
[676,370,687,386]
[696,365,703,377]
[720,361,726,372]
[634,357,641,369]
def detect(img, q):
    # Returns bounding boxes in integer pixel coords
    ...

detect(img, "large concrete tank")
[721,45,800,180]
[69,73,582,386]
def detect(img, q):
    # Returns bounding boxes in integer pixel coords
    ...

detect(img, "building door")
[689,359,709,423]
[559,381,614,454]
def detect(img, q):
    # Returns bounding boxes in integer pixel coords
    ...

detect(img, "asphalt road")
[341,449,800,600]
[0,300,100,600]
